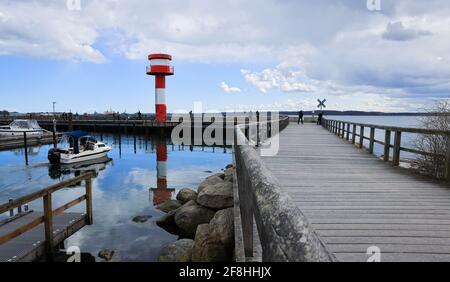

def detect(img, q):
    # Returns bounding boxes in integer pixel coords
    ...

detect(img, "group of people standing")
[298,110,323,125]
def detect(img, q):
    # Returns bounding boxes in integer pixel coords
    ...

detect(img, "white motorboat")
[48,131,111,164]
[0,120,48,137]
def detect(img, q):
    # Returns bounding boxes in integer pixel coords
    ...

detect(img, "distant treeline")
[280,110,449,116]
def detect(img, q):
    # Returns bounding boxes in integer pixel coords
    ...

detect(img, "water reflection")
[0,132,231,261]
[150,139,175,206]
[48,156,112,179]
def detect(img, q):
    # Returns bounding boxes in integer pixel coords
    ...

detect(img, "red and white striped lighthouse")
[146,53,174,122]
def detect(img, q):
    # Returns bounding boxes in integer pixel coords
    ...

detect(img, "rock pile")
[156,165,236,262]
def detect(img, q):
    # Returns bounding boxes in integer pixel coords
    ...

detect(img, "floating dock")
[0,173,93,262]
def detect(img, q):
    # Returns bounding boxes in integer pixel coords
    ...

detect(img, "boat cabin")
[60,131,103,154]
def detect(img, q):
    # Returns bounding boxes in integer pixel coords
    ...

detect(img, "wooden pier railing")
[322,118,450,180]
[233,117,336,261]
[0,173,94,258]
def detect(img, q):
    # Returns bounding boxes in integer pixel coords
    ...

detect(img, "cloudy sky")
[0,0,449,113]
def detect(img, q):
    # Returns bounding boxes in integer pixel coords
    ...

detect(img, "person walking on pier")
[317,112,323,125]
[298,110,304,124]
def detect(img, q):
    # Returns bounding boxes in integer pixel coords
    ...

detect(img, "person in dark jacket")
[298,110,304,124]
[317,112,323,125]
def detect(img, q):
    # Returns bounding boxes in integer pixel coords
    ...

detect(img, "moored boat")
[0,120,48,137]
[48,131,111,164]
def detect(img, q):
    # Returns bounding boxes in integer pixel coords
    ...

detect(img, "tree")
[412,101,450,179]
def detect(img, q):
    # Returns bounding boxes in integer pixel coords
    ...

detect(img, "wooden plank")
[0,212,86,262]
[0,216,44,245]
[335,252,450,262]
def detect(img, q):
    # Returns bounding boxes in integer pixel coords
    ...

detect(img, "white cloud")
[0,1,106,63]
[1,0,450,111]
[382,21,432,41]
[241,67,315,94]
[219,82,241,93]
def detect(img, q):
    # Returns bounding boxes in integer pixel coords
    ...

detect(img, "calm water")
[0,133,231,261]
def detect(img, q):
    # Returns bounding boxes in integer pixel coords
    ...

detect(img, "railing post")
[23,132,28,165]
[359,126,364,149]
[245,118,249,141]
[392,131,402,166]
[9,199,13,217]
[369,127,375,154]
[352,124,356,144]
[85,177,93,225]
[445,135,450,181]
[43,192,54,260]
[384,130,391,162]
[256,113,260,147]
[341,123,346,138]
[346,123,350,140]
[52,125,57,148]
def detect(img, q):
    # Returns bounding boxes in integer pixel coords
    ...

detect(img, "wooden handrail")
[323,118,450,135]
[0,173,94,254]
[322,118,450,180]
[0,173,92,214]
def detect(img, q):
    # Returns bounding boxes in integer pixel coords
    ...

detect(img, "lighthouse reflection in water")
[150,139,175,205]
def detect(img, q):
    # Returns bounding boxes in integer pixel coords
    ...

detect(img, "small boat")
[48,131,111,164]
[0,120,48,137]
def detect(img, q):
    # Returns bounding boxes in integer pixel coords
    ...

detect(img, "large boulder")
[156,200,182,213]
[198,176,224,194]
[209,208,234,247]
[156,210,179,235]
[158,239,194,262]
[207,172,225,180]
[192,224,229,262]
[176,188,198,204]
[174,203,215,238]
[197,182,233,210]
[182,199,198,208]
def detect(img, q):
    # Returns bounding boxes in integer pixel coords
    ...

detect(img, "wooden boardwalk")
[0,212,87,262]
[262,123,450,262]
